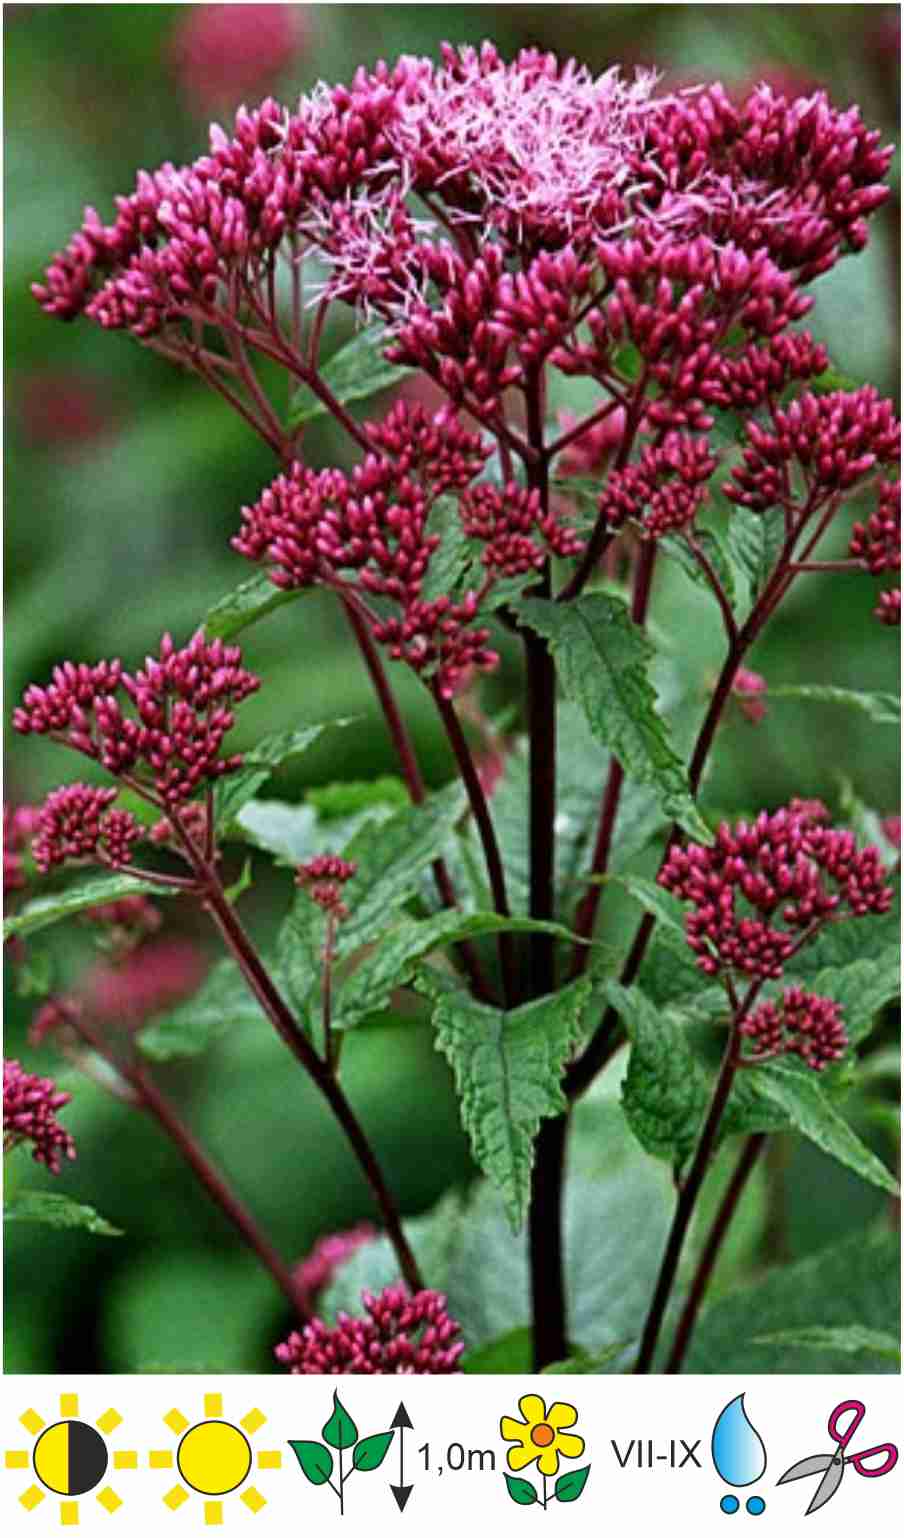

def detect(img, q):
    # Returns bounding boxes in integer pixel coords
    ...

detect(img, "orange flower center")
[530,1423,555,1448]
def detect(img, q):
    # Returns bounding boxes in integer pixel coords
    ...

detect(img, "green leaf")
[606,874,688,942]
[288,1441,334,1486]
[222,855,253,905]
[514,595,711,843]
[352,1432,395,1471]
[554,1465,591,1503]
[288,322,413,428]
[234,799,320,864]
[213,720,353,828]
[322,1392,358,1450]
[3,873,169,941]
[725,504,786,606]
[806,958,900,1047]
[751,1062,899,1195]
[659,530,736,610]
[605,982,710,1166]
[336,910,581,1033]
[504,1474,538,1506]
[463,1327,533,1374]
[541,1344,630,1375]
[685,1228,899,1373]
[204,570,304,642]
[418,494,478,603]
[431,976,592,1228]
[339,782,468,950]
[752,1325,900,1363]
[4,1190,122,1237]
[307,777,408,819]
[766,684,899,726]
[138,958,271,1061]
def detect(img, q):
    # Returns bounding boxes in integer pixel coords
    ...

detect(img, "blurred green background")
[4,4,900,1373]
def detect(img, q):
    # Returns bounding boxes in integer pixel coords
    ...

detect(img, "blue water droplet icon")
[712,1394,767,1487]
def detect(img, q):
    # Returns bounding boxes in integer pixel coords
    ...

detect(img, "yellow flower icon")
[500,1395,585,1477]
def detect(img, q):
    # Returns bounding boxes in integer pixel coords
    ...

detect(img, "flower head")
[14,631,260,809]
[4,802,39,895]
[500,1395,585,1477]
[81,938,209,1028]
[3,1059,76,1173]
[296,855,357,919]
[30,784,142,874]
[275,1285,464,1374]
[739,987,847,1071]
[659,805,893,980]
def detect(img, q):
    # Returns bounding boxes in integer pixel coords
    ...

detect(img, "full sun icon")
[5,1393,137,1524]
[151,1393,281,1525]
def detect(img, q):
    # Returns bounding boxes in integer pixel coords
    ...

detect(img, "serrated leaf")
[554,1465,590,1502]
[725,504,786,606]
[504,1474,538,1505]
[352,1431,395,1471]
[752,1325,900,1362]
[418,494,478,602]
[4,1190,122,1237]
[288,1440,334,1486]
[3,873,169,941]
[766,684,899,726]
[753,1061,899,1194]
[685,1228,899,1373]
[322,1392,358,1450]
[515,595,710,843]
[204,571,304,642]
[604,982,710,1166]
[213,719,353,828]
[336,910,581,1033]
[138,957,272,1061]
[431,976,591,1229]
[806,958,900,1047]
[288,322,413,428]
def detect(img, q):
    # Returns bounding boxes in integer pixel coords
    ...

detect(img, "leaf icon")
[554,1464,590,1502]
[352,1431,395,1471]
[288,1440,334,1486]
[504,1474,538,1505]
[322,1391,358,1450]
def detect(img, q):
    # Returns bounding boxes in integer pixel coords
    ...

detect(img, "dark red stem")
[663,1133,767,1373]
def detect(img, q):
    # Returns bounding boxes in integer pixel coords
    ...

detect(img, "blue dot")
[720,1495,740,1514]
[746,1497,766,1516]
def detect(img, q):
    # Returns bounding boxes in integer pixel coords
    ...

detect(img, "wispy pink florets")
[3,1058,76,1173]
[659,805,893,980]
[275,1285,464,1374]
[739,987,848,1071]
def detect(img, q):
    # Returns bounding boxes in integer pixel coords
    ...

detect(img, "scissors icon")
[777,1400,898,1514]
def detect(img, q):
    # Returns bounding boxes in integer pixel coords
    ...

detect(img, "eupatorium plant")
[6,43,900,1375]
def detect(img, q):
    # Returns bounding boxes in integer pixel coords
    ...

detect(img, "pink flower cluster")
[81,938,209,1029]
[30,784,142,875]
[233,400,507,696]
[727,386,900,511]
[659,804,893,980]
[275,1285,464,1374]
[14,631,260,809]
[460,481,583,575]
[293,1224,376,1312]
[3,1058,76,1173]
[730,667,768,725]
[600,432,717,539]
[296,855,357,919]
[739,986,848,1071]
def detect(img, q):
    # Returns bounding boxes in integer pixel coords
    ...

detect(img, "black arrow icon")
[390,1401,413,1512]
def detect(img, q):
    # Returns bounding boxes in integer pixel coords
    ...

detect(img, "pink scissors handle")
[829,1399,866,1449]
[848,1443,898,1479]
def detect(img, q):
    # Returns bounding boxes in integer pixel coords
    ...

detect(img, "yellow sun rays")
[5,1392,136,1525]
[152,1393,281,1525]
